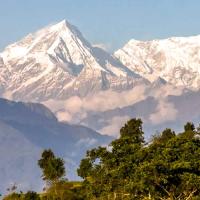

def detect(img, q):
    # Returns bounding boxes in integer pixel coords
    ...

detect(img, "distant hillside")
[0,98,112,194]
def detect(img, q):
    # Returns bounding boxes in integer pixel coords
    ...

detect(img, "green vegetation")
[38,149,65,186]
[3,118,200,200]
[3,191,40,200]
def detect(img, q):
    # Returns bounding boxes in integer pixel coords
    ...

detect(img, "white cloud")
[57,111,72,122]
[99,116,130,137]
[93,43,111,51]
[151,84,183,98]
[83,85,147,112]
[43,84,147,123]
[64,96,83,115]
[43,83,183,133]
[148,84,182,125]
[149,100,178,125]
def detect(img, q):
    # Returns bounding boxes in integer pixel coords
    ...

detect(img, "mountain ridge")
[0,97,111,193]
[0,20,145,102]
[114,35,200,88]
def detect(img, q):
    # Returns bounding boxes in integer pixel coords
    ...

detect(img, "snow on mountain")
[0,56,7,93]
[114,35,200,89]
[0,20,144,102]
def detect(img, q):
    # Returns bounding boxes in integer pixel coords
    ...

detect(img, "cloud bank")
[43,84,183,136]
[44,84,147,123]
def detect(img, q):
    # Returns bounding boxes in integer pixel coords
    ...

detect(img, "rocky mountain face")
[0,20,144,102]
[114,36,200,89]
[0,98,111,194]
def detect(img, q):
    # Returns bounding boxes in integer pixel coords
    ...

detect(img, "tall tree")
[184,122,195,132]
[38,149,65,186]
[78,118,146,199]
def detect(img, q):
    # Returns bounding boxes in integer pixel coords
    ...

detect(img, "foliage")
[38,149,65,185]
[78,119,200,199]
[184,122,195,132]
[41,181,85,200]
[24,191,40,200]
[3,192,22,200]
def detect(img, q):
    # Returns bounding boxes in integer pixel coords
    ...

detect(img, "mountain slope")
[114,35,200,88]
[0,20,144,101]
[0,98,111,194]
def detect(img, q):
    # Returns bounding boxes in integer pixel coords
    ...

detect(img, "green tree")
[78,118,145,199]
[24,191,40,200]
[38,149,65,186]
[184,122,195,132]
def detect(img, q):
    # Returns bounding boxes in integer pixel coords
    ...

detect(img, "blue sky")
[1,0,200,52]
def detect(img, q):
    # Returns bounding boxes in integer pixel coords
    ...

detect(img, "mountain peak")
[0,20,143,101]
[50,19,74,32]
[1,19,82,62]
[58,19,68,25]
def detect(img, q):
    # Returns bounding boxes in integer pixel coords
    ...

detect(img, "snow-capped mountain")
[0,20,143,102]
[114,36,200,89]
[1,19,200,139]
